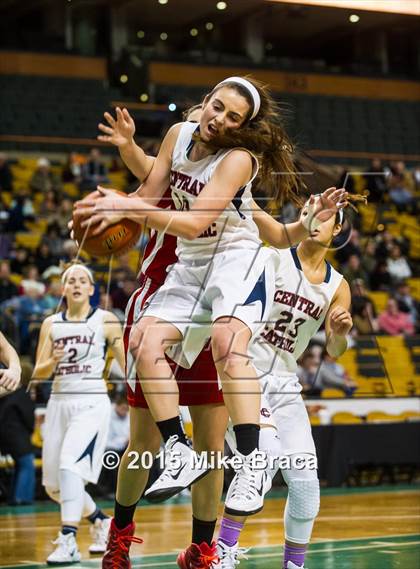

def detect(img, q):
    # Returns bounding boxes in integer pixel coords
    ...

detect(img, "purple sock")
[218,517,244,547]
[283,543,306,568]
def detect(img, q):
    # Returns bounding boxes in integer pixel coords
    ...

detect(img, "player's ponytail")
[202,76,301,205]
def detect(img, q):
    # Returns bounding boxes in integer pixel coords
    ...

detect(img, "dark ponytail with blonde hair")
[201,76,302,206]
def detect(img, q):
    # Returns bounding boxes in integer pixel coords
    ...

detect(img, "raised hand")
[301,187,347,230]
[98,107,136,147]
[74,186,128,235]
[329,306,353,336]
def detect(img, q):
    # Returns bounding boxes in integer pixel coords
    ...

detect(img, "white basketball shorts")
[42,394,111,488]
[141,246,278,367]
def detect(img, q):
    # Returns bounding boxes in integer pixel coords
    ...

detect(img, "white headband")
[61,264,94,284]
[215,76,261,120]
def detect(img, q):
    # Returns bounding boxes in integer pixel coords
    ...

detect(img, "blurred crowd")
[0,150,418,402]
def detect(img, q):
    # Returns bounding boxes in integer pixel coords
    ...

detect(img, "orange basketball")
[72,190,143,257]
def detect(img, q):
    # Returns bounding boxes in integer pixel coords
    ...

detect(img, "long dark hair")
[199,76,301,205]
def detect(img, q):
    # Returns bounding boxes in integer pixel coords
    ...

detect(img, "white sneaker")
[215,540,249,568]
[46,531,81,565]
[286,562,306,569]
[144,435,211,502]
[224,449,272,516]
[89,517,111,553]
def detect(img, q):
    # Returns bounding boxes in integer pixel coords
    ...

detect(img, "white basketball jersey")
[49,308,108,394]
[170,121,261,261]
[251,247,343,376]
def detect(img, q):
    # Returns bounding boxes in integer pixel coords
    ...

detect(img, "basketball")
[72,190,142,257]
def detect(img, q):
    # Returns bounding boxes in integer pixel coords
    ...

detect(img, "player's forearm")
[125,198,209,239]
[326,333,347,358]
[0,343,21,374]
[119,139,154,182]
[253,207,308,248]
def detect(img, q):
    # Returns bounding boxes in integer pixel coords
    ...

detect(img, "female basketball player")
[33,263,126,565]
[210,202,353,569]
[75,101,346,569]
[75,77,346,526]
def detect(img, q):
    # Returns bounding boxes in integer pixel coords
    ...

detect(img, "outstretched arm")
[325,279,352,358]
[98,107,155,183]
[252,201,308,248]
[76,148,254,240]
[252,187,347,249]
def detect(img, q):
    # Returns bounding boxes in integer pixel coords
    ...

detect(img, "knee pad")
[45,486,61,504]
[287,478,320,520]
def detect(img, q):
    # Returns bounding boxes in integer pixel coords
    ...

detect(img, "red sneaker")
[177,542,219,568]
[102,518,143,569]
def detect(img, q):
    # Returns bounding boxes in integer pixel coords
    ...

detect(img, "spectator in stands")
[62,239,78,262]
[0,261,18,304]
[335,229,361,265]
[394,281,419,329]
[388,161,416,213]
[45,197,75,238]
[369,260,392,291]
[351,279,379,335]
[386,243,412,284]
[375,227,396,261]
[33,242,57,275]
[0,152,13,193]
[6,189,35,232]
[29,158,61,194]
[45,223,65,257]
[39,190,60,216]
[378,298,414,336]
[317,351,357,396]
[20,265,41,294]
[62,152,83,185]
[80,148,109,191]
[297,351,320,397]
[364,159,388,203]
[43,280,62,312]
[1,279,48,353]
[342,254,368,285]
[0,386,35,505]
[360,240,377,276]
[9,247,32,275]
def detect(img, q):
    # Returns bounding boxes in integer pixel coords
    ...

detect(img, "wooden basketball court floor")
[1,486,419,568]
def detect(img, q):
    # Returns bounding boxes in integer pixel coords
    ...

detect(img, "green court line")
[0,483,418,517]
[1,534,419,569]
